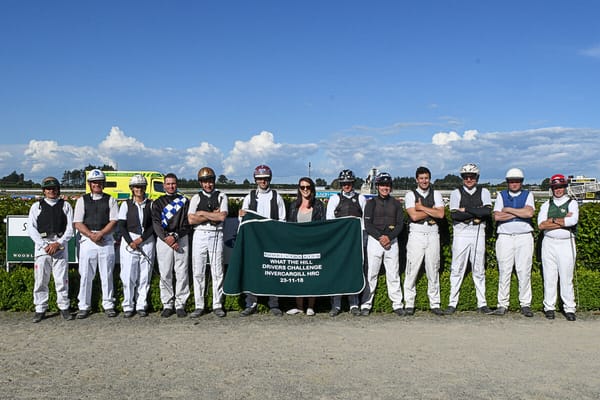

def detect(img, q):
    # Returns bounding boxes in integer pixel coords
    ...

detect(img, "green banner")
[224,213,365,297]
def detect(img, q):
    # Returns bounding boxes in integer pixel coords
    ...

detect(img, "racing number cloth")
[224,213,365,297]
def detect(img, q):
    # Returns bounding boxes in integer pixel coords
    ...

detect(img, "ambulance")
[85,170,165,200]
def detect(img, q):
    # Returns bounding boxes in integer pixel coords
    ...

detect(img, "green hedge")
[2,265,599,312]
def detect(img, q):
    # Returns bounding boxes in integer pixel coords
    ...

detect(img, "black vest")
[125,199,153,235]
[412,189,435,224]
[82,193,111,231]
[334,193,362,217]
[196,191,221,212]
[458,186,483,208]
[371,196,400,232]
[248,189,279,220]
[37,199,67,238]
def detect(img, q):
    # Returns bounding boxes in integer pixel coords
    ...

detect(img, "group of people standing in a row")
[27,162,579,323]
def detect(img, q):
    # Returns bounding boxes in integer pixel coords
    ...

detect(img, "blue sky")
[1,1,599,184]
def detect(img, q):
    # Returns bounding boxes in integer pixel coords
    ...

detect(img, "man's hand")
[44,242,61,255]
[379,235,391,250]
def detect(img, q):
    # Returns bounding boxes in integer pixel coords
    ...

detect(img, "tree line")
[1,167,552,191]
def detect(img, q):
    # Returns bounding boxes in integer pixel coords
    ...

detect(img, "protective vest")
[412,189,436,224]
[370,196,400,233]
[547,198,576,233]
[334,192,362,217]
[82,193,110,231]
[196,191,221,226]
[37,199,67,238]
[497,190,532,227]
[196,190,221,212]
[125,199,153,235]
[248,189,279,220]
[458,186,483,209]
[453,186,485,226]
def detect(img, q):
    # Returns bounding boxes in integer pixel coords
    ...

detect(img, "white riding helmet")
[460,163,480,177]
[129,174,147,187]
[87,169,106,182]
[505,168,524,181]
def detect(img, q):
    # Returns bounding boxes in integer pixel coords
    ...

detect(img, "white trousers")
[448,229,487,308]
[542,236,576,313]
[403,230,440,309]
[33,247,70,313]
[156,237,190,310]
[119,236,155,312]
[78,238,115,311]
[361,236,404,310]
[191,229,225,310]
[495,233,533,308]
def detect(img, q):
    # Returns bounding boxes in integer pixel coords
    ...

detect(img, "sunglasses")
[462,175,477,180]
[299,185,311,190]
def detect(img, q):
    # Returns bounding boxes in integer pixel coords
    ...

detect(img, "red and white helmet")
[550,174,567,188]
[253,164,272,179]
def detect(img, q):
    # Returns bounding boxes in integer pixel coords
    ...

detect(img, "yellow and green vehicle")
[85,170,165,201]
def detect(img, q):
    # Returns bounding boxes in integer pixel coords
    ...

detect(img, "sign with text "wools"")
[224,213,365,297]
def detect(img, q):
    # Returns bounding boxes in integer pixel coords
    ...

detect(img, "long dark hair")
[294,177,316,208]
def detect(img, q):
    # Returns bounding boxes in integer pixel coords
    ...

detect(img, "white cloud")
[7,125,600,185]
[432,131,461,145]
[99,126,147,153]
[431,129,478,145]
[184,142,223,176]
[579,44,600,58]
[223,130,319,181]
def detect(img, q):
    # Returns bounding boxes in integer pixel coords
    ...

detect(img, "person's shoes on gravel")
[493,306,507,316]
[33,312,45,323]
[190,309,204,318]
[564,312,576,321]
[76,309,90,319]
[404,307,415,316]
[60,309,74,320]
[350,307,360,316]
[137,310,148,317]
[213,308,226,318]
[430,308,443,316]
[286,308,303,315]
[393,308,405,316]
[105,309,117,318]
[477,306,494,314]
[270,308,283,317]
[444,306,456,315]
[176,308,187,318]
[544,310,555,320]
[240,306,256,316]
[329,308,341,317]
[161,308,175,318]
[520,307,534,317]
[360,308,370,316]
[123,310,135,318]
[306,308,315,316]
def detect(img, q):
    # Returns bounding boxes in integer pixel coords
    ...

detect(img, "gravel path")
[1,310,599,400]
